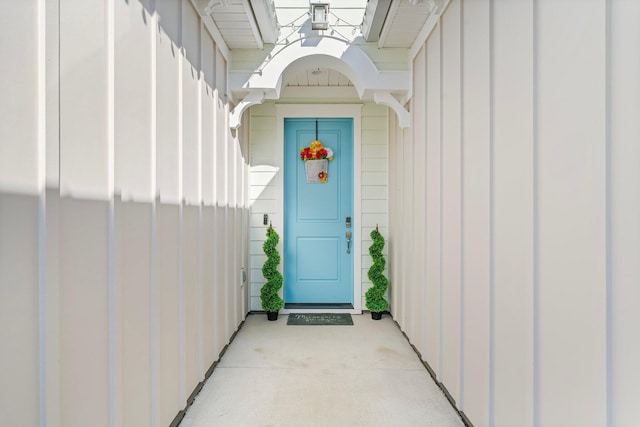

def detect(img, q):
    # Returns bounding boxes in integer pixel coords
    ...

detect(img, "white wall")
[0,1,248,426]
[390,0,640,426]
[247,100,389,312]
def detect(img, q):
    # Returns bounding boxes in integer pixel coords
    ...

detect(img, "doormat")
[287,313,353,326]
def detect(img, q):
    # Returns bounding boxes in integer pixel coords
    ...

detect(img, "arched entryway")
[229,36,411,129]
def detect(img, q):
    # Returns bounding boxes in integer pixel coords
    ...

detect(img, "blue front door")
[284,118,354,304]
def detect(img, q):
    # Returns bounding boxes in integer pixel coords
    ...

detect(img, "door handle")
[345,231,352,254]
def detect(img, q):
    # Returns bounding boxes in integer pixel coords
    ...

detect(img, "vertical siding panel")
[59,0,111,199]
[45,192,61,427]
[242,127,251,316]
[235,203,243,325]
[214,87,229,351]
[228,127,236,328]
[395,122,406,326]
[396,118,405,322]
[201,206,215,366]
[610,0,640,425]
[182,206,200,392]
[412,47,427,355]
[241,123,250,318]
[114,0,153,200]
[224,108,234,340]
[425,23,442,377]
[0,2,40,426]
[388,112,400,316]
[213,96,220,353]
[156,0,181,205]
[214,202,227,355]
[216,49,227,101]
[492,1,534,426]
[440,0,463,404]
[0,1,40,191]
[114,1,153,425]
[223,203,232,340]
[395,114,404,320]
[200,33,216,372]
[180,3,200,203]
[155,1,181,423]
[0,197,40,427]
[231,120,241,330]
[180,0,201,401]
[238,123,248,316]
[401,117,414,334]
[461,0,491,423]
[156,204,180,426]
[201,44,215,206]
[114,203,152,427]
[59,1,111,425]
[536,1,607,425]
[45,0,62,424]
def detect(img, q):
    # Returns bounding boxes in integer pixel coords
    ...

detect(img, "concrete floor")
[180,313,465,427]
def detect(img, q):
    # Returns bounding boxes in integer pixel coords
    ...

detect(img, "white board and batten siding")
[0,1,247,426]
[390,1,640,427]
[248,101,389,312]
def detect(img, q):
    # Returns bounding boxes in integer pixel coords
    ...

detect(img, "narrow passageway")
[180,314,464,427]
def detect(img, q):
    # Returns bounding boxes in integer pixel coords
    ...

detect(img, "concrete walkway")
[180,313,465,427]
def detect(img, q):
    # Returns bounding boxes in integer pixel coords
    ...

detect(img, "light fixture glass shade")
[310,3,329,30]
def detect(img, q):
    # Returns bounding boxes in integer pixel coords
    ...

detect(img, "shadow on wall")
[0,0,248,427]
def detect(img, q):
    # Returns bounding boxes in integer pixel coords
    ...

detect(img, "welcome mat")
[287,313,354,326]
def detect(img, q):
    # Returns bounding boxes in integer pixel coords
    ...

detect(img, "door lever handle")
[345,231,352,254]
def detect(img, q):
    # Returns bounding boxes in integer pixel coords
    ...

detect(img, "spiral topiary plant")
[365,227,389,320]
[261,225,284,320]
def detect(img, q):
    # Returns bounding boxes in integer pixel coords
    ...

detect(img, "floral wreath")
[299,140,334,161]
[300,140,333,183]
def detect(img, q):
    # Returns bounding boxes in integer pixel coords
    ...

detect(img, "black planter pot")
[266,311,279,321]
[371,311,383,320]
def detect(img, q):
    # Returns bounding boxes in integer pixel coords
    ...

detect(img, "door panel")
[284,118,353,304]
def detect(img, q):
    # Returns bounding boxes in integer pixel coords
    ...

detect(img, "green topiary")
[260,225,284,313]
[365,227,389,313]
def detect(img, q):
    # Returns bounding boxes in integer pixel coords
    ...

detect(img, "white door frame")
[275,104,363,314]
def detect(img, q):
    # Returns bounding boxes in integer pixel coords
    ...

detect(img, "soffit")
[201,0,279,49]
[361,0,446,48]
[376,0,434,48]
[209,2,261,48]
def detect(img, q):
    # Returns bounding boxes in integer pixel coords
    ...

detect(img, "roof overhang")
[361,0,392,42]
[362,0,445,47]
[195,0,280,49]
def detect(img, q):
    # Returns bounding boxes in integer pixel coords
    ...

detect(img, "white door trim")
[275,104,363,312]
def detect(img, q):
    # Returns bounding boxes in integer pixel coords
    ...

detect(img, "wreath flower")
[299,140,334,161]
[300,139,334,184]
